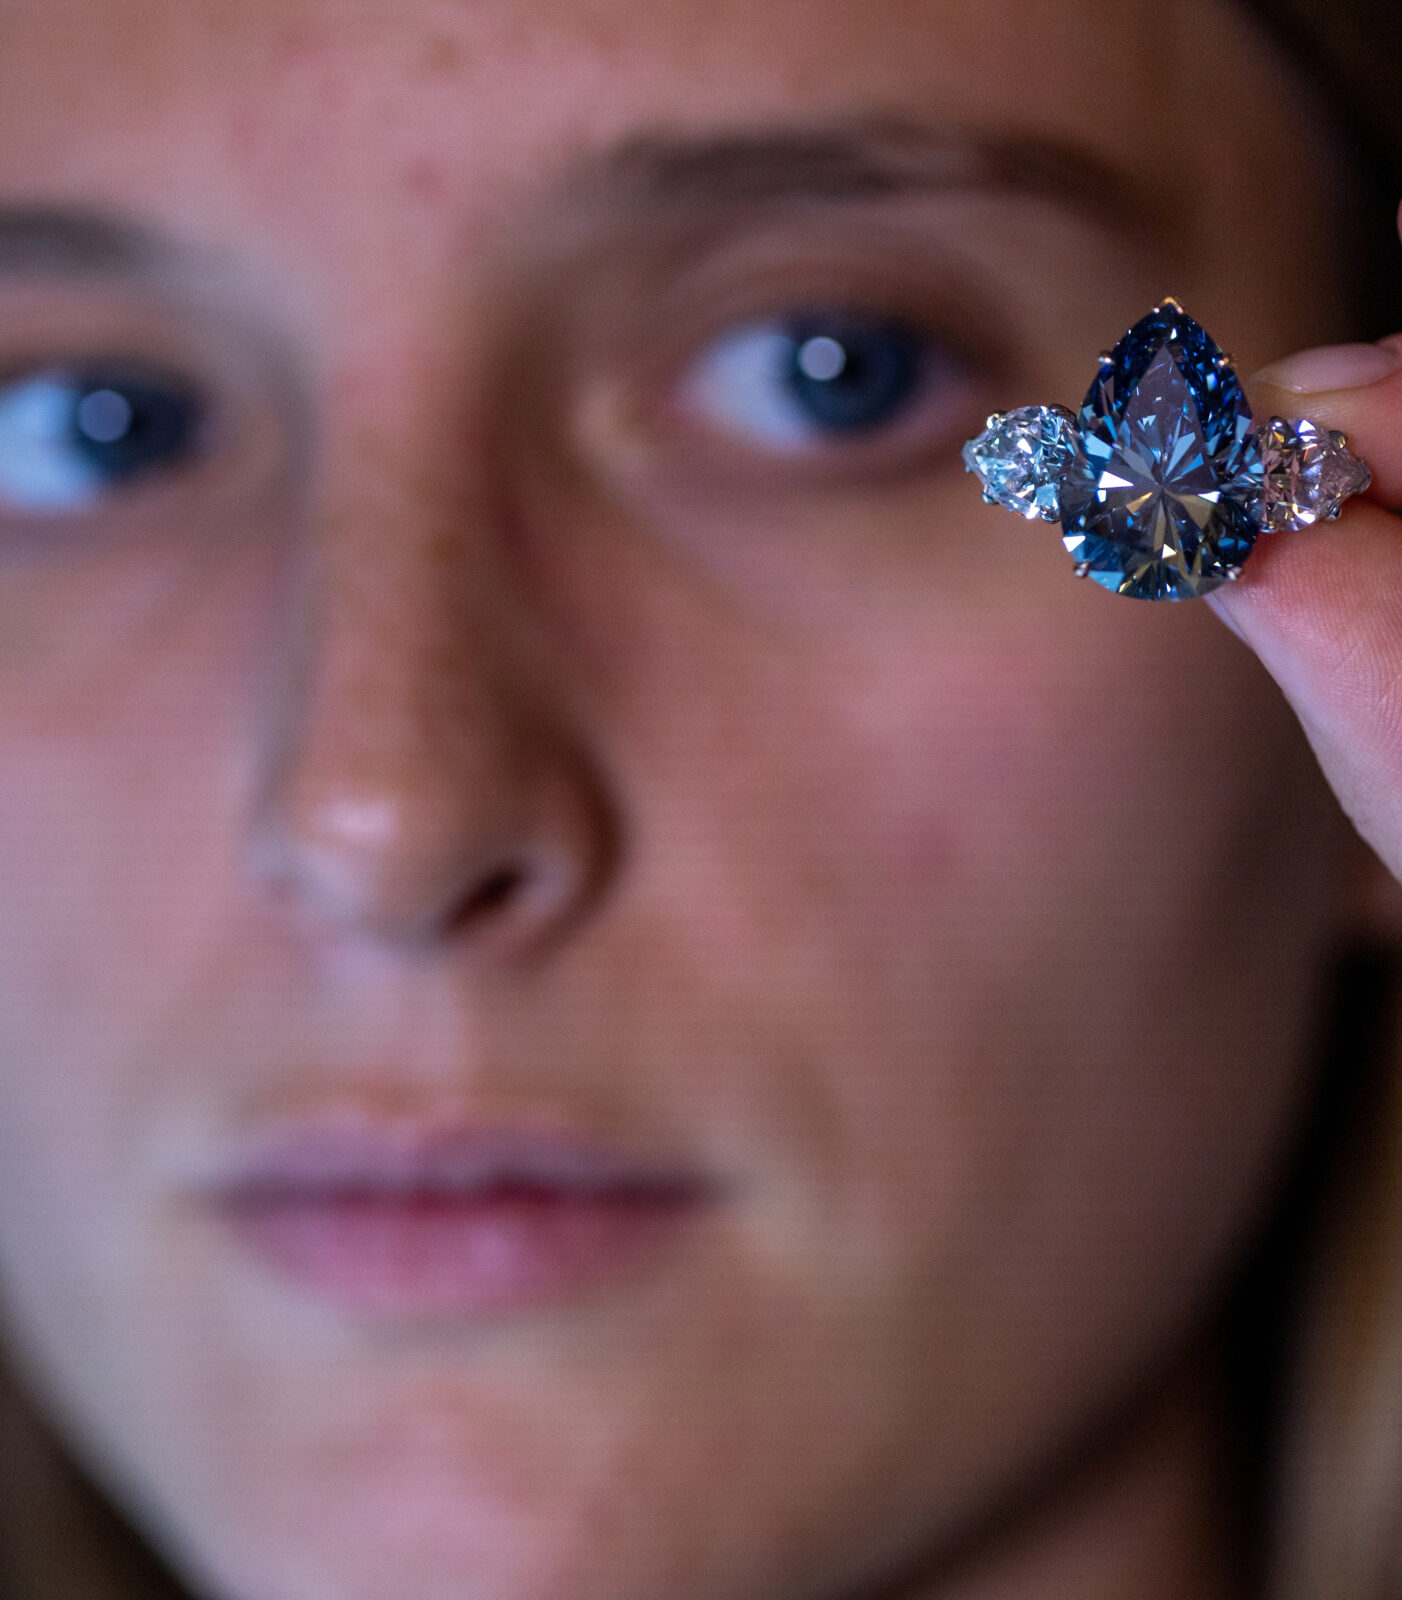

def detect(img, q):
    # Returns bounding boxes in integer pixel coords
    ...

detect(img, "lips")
[205,1119,713,1316]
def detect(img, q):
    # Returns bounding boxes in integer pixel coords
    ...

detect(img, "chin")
[153,1476,620,1600]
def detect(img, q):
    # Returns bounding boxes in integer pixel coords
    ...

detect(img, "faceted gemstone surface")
[1059,306,1263,599]
[962,404,1082,522]
[1261,416,1372,531]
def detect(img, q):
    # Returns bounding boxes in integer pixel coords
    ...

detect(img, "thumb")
[1209,336,1402,878]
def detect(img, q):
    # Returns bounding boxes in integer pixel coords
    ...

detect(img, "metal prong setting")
[1158,295,1184,312]
[1073,561,1092,579]
[1225,566,1245,582]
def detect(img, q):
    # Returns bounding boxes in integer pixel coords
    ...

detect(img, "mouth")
[203,1117,715,1317]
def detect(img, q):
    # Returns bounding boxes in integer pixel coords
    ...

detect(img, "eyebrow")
[593,116,1154,235]
[0,206,165,276]
[0,117,1150,282]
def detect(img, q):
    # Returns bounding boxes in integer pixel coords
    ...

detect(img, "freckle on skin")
[401,154,451,203]
[420,33,467,75]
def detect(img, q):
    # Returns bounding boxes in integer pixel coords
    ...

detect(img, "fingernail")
[1253,341,1401,393]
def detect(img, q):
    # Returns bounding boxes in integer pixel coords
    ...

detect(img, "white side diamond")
[962,405,1083,523]
[1262,416,1372,532]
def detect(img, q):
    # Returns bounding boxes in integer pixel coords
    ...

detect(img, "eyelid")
[557,217,1010,459]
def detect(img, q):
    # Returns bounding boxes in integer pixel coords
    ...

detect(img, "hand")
[1210,323,1402,885]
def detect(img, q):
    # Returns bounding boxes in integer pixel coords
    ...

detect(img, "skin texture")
[0,2,1380,1599]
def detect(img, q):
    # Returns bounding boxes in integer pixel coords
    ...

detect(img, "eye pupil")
[783,315,923,433]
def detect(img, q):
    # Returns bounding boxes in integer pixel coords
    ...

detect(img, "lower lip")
[215,1184,704,1315]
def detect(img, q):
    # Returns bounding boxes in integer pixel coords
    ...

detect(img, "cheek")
[678,605,1230,975]
[631,589,1345,1253]
[530,583,1346,1558]
[0,543,279,1297]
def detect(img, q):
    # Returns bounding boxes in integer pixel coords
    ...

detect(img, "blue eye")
[681,311,935,451]
[0,367,202,513]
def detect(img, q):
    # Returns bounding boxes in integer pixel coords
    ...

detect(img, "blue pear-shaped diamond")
[1058,305,1263,599]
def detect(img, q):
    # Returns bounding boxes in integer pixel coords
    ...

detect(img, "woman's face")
[0,2,1364,1598]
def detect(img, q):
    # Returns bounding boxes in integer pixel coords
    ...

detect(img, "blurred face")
[0,2,1364,1598]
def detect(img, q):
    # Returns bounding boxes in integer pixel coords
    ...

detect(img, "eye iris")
[68,372,200,483]
[783,316,923,433]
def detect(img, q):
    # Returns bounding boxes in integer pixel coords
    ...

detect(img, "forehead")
[0,0,1266,232]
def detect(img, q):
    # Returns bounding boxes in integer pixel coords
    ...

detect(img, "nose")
[245,498,618,957]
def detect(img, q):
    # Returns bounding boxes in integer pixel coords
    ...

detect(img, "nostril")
[439,832,605,954]
[458,864,526,920]
[442,856,582,956]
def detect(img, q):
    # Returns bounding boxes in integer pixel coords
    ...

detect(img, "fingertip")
[1250,342,1401,396]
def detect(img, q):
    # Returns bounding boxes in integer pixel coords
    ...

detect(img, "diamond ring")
[961,300,1373,600]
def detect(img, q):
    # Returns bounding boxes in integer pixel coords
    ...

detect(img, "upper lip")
[204,1114,715,1203]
